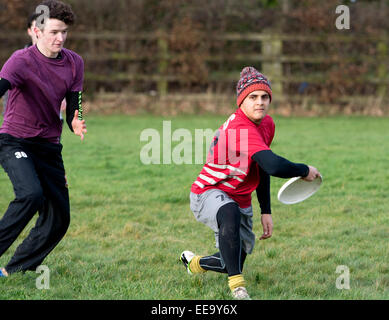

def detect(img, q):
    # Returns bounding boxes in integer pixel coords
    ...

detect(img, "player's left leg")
[4,142,70,274]
[215,202,249,298]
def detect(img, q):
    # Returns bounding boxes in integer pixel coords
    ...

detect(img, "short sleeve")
[69,54,84,92]
[233,124,271,160]
[0,51,26,89]
[246,126,271,158]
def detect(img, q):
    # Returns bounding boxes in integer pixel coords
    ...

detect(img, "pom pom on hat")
[236,66,272,107]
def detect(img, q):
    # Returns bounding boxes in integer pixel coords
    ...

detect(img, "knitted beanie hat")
[236,66,272,107]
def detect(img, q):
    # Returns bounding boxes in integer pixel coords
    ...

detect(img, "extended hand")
[303,165,321,181]
[260,214,273,240]
[71,110,87,140]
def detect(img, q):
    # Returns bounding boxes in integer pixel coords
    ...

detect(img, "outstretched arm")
[252,150,320,181]
[253,149,320,240]
[252,150,309,178]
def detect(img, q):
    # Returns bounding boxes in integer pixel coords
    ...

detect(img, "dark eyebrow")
[50,29,68,32]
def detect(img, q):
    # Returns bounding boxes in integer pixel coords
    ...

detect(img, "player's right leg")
[181,249,246,275]
[0,134,44,271]
[180,250,200,275]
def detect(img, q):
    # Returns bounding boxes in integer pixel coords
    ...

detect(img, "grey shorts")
[189,189,255,254]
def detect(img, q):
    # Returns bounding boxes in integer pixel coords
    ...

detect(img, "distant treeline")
[0,0,388,115]
[2,0,387,35]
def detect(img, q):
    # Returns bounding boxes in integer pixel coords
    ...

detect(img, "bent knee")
[217,202,241,230]
[22,188,44,209]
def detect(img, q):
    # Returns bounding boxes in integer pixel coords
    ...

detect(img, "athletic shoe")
[232,287,251,300]
[180,250,195,275]
[0,268,8,277]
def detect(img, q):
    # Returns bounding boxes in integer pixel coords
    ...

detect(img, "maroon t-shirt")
[0,45,84,143]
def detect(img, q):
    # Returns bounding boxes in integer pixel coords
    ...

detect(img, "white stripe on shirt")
[203,166,244,182]
[221,181,236,189]
[199,174,217,185]
[207,162,247,176]
[194,180,205,189]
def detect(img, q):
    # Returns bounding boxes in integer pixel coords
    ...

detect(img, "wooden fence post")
[377,39,387,97]
[88,35,97,95]
[261,34,283,100]
[157,31,169,96]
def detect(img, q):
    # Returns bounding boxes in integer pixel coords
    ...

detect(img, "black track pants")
[0,134,70,274]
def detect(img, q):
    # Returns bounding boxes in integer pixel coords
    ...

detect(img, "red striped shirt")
[191,108,275,208]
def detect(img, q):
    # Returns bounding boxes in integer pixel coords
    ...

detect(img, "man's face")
[35,19,68,57]
[240,90,271,124]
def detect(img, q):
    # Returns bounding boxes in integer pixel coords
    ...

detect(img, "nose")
[57,33,65,42]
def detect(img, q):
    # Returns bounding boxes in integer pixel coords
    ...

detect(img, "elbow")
[265,166,288,178]
[265,168,277,176]
[262,165,279,176]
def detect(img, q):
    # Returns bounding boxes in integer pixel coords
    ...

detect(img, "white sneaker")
[180,251,196,275]
[0,267,8,277]
[232,287,251,300]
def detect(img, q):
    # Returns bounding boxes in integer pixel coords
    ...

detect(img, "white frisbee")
[277,175,322,204]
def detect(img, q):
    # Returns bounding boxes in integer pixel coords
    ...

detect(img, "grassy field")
[0,114,388,300]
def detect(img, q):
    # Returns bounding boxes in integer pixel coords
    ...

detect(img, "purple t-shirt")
[0,45,84,143]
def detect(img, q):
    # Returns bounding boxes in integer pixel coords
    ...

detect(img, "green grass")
[0,115,388,299]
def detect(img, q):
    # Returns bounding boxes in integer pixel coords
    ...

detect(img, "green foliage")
[0,115,388,299]
[260,0,279,8]
[1,0,387,107]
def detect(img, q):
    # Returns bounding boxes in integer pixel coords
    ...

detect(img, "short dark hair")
[38,0,75,26]
[27,12,41,28]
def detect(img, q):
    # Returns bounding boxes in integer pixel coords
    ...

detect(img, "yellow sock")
[189,256,207,274]
[228,274,246,291]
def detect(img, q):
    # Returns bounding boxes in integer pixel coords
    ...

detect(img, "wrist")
[301,164,309,177]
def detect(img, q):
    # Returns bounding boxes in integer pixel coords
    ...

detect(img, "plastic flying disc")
[277,175,322,204]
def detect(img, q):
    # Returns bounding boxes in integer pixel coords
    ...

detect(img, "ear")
[33,25,42,39]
